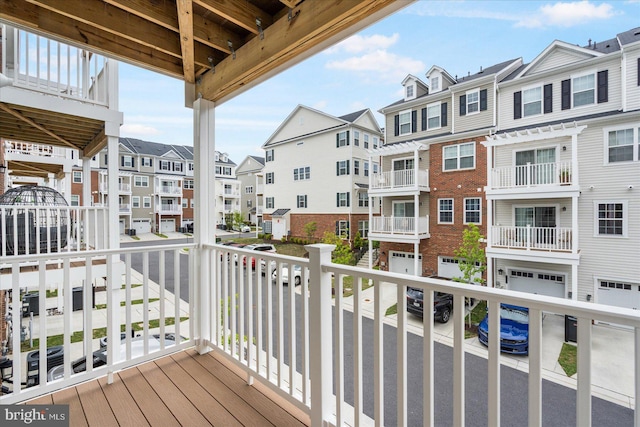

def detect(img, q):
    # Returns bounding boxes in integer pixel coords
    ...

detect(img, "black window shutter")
[543,84,553,113]
[346,192,350,207]
[121,156,124,166]
[421,108,427,131]
[394,115,399,136]
[561,79,571,110]
[335,221,339,234]
[336,161,339,176]
[441,102,448,127]
[149,158,153,167]
[336,194,339,208]
[480,89,488,111]
[336,134,340,148]
[459,95,466,116]
[346,130,350,145]
[638,58,640,86]
[346,160,350,175]
[597,70,608,103]
[132,158,136,168]
[411,110,417,133]
[513,91,522,119]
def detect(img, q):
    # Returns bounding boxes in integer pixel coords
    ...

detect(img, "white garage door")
[160,219,175,233]
[390,252,422,276]
[508,269,566,298]
[132,219,151,234]
[597,281,640,310]
[438,256,481,282]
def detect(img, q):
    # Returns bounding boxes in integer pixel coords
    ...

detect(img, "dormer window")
[431,76,440,91]
[406,85,414,98]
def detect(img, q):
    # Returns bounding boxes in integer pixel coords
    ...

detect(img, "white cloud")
[409,1,521,21]
[517,1,616,28]
[324,33,400,54]
[326,50,425,84]
[121,123,161,137]
[311,100,328,110]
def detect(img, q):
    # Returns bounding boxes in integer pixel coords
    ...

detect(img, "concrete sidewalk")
[341,284,635,410]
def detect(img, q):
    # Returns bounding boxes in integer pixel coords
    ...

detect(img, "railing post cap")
[304,243,335,254]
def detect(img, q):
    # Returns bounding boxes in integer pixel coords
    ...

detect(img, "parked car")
[241,225,251,233]
[272,264,303,286]
[406,287,454,323]
[477,304,529,355]
[243,243,277,269]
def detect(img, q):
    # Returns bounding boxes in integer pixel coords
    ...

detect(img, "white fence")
[490,161,572,189]
[371,216,430,235]
[491,225,573,252]
[371,169,429,190]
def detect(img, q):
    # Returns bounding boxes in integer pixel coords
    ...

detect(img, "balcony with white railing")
[1,243,639,427]
[489,162,574,194]
[157,185,182,196]
[490,225,575,254]
[1,25,114,108]
[118,204,131,214]
[118,183,131,193]
[370,169,430,194]
[369,215,430,241]
[157,204,182,214]
[4,141,67,159]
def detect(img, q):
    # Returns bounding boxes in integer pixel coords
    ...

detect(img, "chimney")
[588,38,592,47]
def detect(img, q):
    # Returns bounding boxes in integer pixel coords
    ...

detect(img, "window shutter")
[513,91,522,119]
[336,134,340,148]
[597,70,608,103]
[336,161,339,176]
[543,84,553,113]
[346,131,350,145]
[459,95,466,116]
[121,156,124,166]
[479,89,488,111]
[441,102,448,126]
[411,110,417,133]
[638,58,640,86]
[132,158,136,168]
[561,79,571,110]
[421,108,427,131]
[346,160,350,175]
[335,221,340,234]
[149,159,153,167]
[346,192,350,207]
[394,115,399,136]
[346,221,350,237]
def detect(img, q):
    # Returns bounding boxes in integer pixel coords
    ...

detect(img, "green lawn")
[558,343,577,376]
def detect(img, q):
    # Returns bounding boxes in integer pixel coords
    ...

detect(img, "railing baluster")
[125,253,132,360]
[288,262,296,395]
[159,250,165,350]
[374,279,384,427]
[487,299,501,426]
[423,288,434,427]
[63,258,72,380]
[577,316,592,427]
[354,275,363,426]
[529,308,543,427]
[142,252,149,355]
[230,254,237,358]
[174,249,180,347]
[453,293,465,427]
[38,260,47,386]
[266,259,273,382]
[335,273,344,426]
[277,261,284,388]
[302,265,310,405]
[396,282,407,427]
[11,262,21,395]
[84,255,94,372]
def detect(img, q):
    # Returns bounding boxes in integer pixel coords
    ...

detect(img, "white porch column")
[194,97,216,353]
[82,154,92,206]
[571,264,578,301]
[306,244,335,427]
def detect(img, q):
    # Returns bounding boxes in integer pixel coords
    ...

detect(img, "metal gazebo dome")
[0,185,69,255]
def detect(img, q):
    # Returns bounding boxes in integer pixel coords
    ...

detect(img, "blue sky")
[118,0,640,164]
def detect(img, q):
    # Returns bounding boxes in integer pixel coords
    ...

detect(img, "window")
[294,166,310,181]
[464,198,481,224]
[358,220,369,238]
[183,180,194,189]
[427,102,441,129]
[336,160,350,176]
[354,130,360,146]
[466,90,479,114]
[364,162,369,177]
[132,196,140,208]
[247,200,252,208]
[297,195,307,208]
[596,202,626,237]
[215,166,232,176]
[358,192,368,207]
[337,192,350,207]
[393,201,414,218]
[606,128,636,163]
[266,172,274,184]
[73,171,82,183]
[373,136,379,149]
[190,200,195,208]
[266,149,274,162]
[70,195,79,206]
[573,73,595,107]
[399,110,411,135]
[182,199,188,208]
[266,197,274,209]
[431,76,440,91]
[337,131,349,147]
[364,134,369,149]
[188,162,194,171]
[439,199,454,224]
[353,160,360,175]
[443,142,475,171]
[142,157,152,167]
[134,175,149,187]
[406,85,414,98]
[245,186,254,194]
[123,155,133,167]
[143,197,151,208]
[523,86,542,117]
[159,160,171,171]
[373,163,379,174]
[336,220,349,238]
[173,162,183,172]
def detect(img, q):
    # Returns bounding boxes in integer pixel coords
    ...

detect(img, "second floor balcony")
[489,161,574,193]
[369,215,430,241]
[490,225,575,253]
[370,169,430,194]
[157,204,182,214]
[118,204,131,213]
[157,185,182,196]
[223,188,241,197]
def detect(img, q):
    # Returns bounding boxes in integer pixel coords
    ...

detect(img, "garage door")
[508,269,566,298]
[597,280,640,310]
[160,219,175,233]
[132,219,151,234]
[438,256,481,282]
[390,252,422,276]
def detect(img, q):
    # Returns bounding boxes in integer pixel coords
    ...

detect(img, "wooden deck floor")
[28,349,310,427]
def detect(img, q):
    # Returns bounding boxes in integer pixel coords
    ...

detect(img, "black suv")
[406,288,453,323]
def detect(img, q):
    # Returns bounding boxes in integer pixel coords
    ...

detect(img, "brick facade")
[290,213,369,241]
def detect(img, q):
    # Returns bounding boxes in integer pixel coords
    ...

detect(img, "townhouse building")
[214,151,241,228]
[374,60,522,278]
[235,155,265,225]
[483,27,640,311]
[262,105,382,241]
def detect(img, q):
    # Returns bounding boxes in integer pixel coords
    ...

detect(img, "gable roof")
[618,27,640,47]
[338,108,369,123]
[513,40,605,79]
[171,145,194,160]
[425,65,456,84]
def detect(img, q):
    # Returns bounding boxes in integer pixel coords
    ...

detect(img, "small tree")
[453,223,487,286]
[231,211,244,233]
[321,231,354,265]
[304,221,317,241]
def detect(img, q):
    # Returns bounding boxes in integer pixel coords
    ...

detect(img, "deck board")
[26,348,309,427]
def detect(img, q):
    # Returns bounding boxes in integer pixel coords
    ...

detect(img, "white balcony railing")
[1,25,112,107]
[0,205,108,257]
[119,184,131,193]
[1,243,639,427]
[490,161,572,190]
[371,215,430,236]
[158,204,181,214]
[256,206,264,215]
[224,189,241,197]
[4,141,67,159]
[118,204,130,213]
[371,169,429,191]
[157,186,182,195]
[256,184,264,195]
[491,225,573,252]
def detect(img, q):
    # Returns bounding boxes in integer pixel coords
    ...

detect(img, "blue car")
[477,304,529,355]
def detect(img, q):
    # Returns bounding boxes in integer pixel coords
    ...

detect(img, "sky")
[117,0,640,164]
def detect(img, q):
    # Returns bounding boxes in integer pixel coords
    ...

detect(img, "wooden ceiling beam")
[0,0,184,78]
[82,129,107,159]
[0,103,78,149]
[193,0,273,35]
[176,0,196,84]
[198,0,401,103]
[279,0,301,8]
